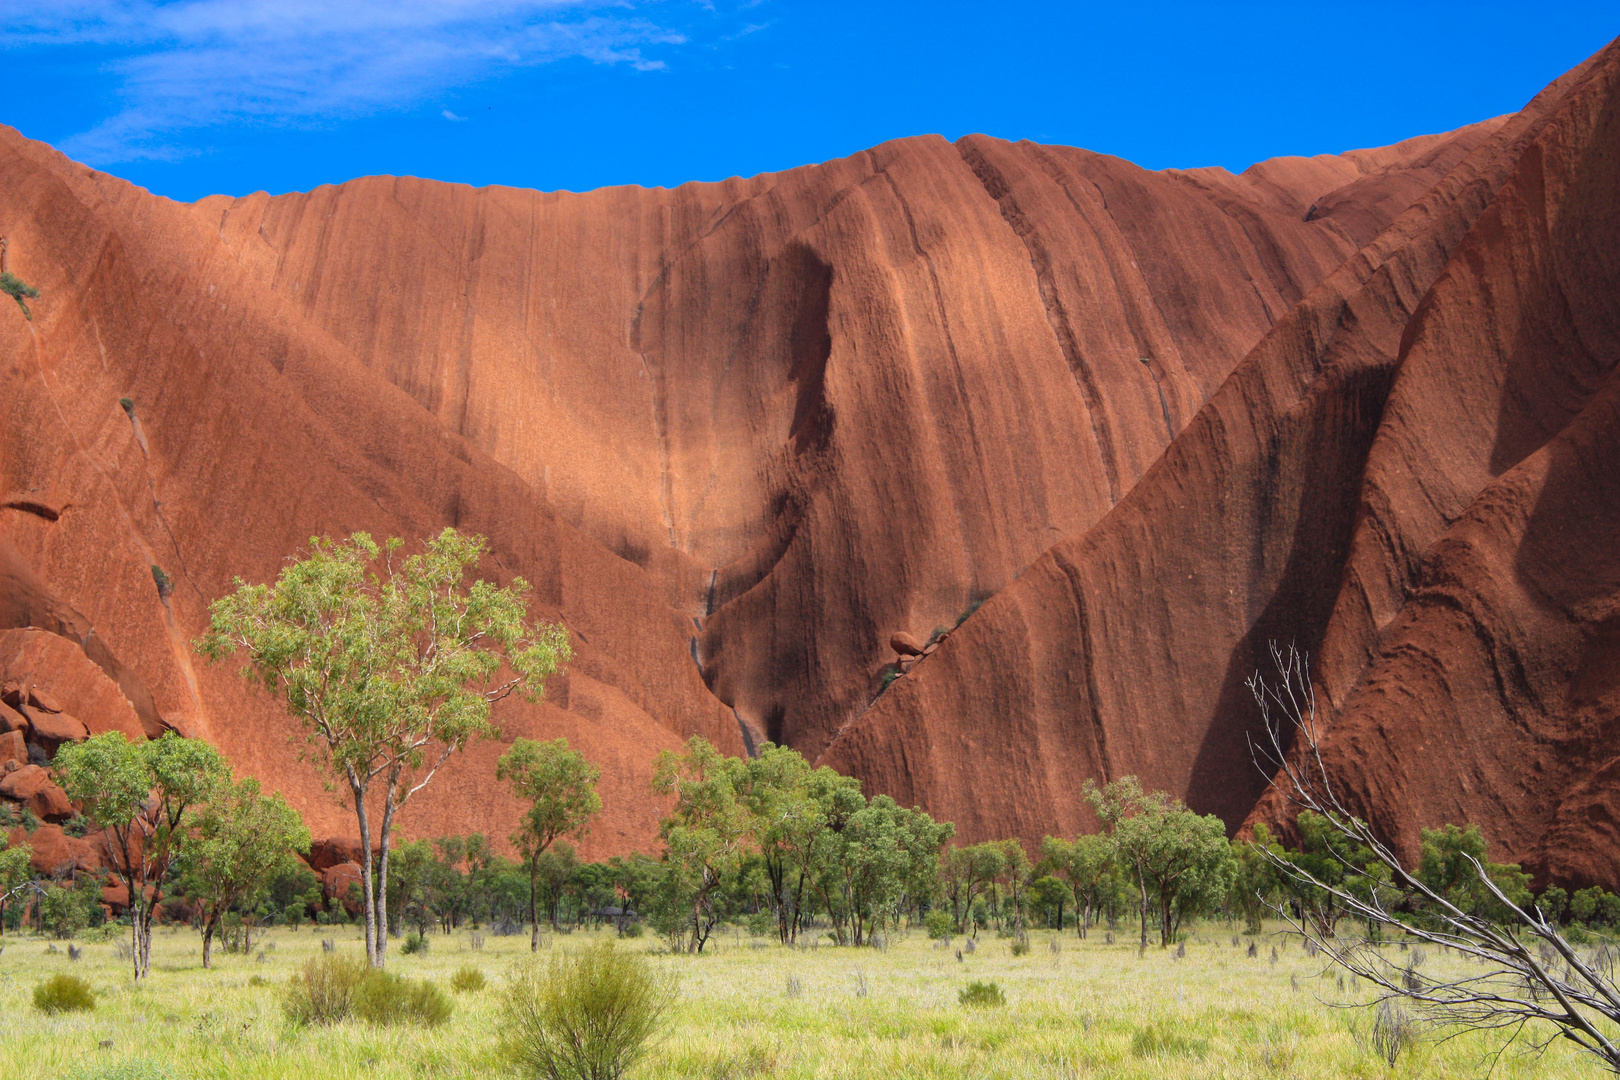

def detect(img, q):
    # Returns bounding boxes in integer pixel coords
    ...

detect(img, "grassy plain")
[0,921,1604,1080]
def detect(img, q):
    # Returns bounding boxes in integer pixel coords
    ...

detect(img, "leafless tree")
[1248,642,1620,1071]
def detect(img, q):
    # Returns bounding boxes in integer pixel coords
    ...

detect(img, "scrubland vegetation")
[3,919,1610,1080]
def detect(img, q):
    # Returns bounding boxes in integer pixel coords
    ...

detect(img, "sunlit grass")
[0,922,1605,1079]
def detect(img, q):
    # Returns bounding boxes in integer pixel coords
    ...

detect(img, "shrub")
[451,965,487,993]
[744,911,773,938]
[1131,1025,1210,1059]
[1369,999,1417,1066]
[283,953,452,1027]
[34,973,96,1014]
[924,910,953,940]
[957,980,1005,1008]
[354,971,453,1027]
[282,954,370,1025]
[619,922,644,939]
[1009,932,1030,957]
[402,931,429,955]
[502,941,674,1080]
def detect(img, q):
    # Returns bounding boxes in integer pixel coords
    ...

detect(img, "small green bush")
[354,970,453,1027]
[958,980,1005,1008]
[924,910,953,940]
[401,931,429,955]
[450,965,487,993]
[282,953,451,1027]
[502,941,674,1080]
[34,973,96,1013]
[1130,1025,1210,1059]
[619,922,644,939]
[282,953,369,1025]
[1009,932,1030,957]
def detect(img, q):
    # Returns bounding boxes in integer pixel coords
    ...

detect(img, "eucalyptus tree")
[651,735,753,953]
[55,732,228,978]
[177,776,311,967]
[498,737,601,949]
[197,527,571,967]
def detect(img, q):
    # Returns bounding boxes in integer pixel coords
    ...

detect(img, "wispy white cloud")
[3,2,687,163]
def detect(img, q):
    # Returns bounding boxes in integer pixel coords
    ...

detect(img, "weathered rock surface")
[0,37,1612,872]
[822,40,1620,883]
[0,763,73,820]
[8,823,102,875]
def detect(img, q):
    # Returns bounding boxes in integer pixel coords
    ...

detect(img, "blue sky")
[2,2,1615,202]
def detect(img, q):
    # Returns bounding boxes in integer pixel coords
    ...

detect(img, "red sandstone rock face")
[822,41,1620,884]
[0,37,1610,872]
[0,764,72,820]
[8,823,102,876]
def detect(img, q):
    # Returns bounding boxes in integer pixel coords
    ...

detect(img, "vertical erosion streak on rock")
[873,166,988,564]
[955,140,1124,501]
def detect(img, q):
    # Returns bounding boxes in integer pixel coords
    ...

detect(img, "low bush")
[957,980,1005,1008]
[34,973,96,1014]
[451,965,487,993]
[1369,999,1417,1067]
[402,932,429,955]
[924,910,953,940]
[282,954,369,1025]
[282,953,453,1027]
[354,971,453,1027]
[502,940,674,1080]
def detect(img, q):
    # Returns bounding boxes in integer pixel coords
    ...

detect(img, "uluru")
[3,25,1619,899]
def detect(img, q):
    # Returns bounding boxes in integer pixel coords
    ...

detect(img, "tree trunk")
[1137,867,1150,948]
[353,777,379,967]
[375,791,397,969]
[202,914,216,969]
[529,859,540,952]
[1160,883,1174,947]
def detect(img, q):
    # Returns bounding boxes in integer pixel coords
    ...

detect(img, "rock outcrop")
[1,37,1614,876]
[822,39,1620,884]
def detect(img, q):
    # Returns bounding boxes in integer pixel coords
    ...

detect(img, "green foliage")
[198,529,571,963]
[651,736,756,953]
[501,941,673,1080]
[1417,823,1532,920]
[450,965,486,993]
[281,950,452,1027]
[1537,886,1569,924]
[0,835,33,922]
[282,953,371,1025]
[177,775,310,966]
[924,909,953,940]
[957,980,1005,1008]
[401,931,428,955]
[499,737,601,943]
[879,668,901,692]
[1,271,40,319]
[499,738,602,859]
[353,970,453,1027]
[54,731,229,976]
[33,973,96,1013]
[150,565,173,599]
[1085,776,1235,946]
[38,878,101,939]
[953,599,985,628]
